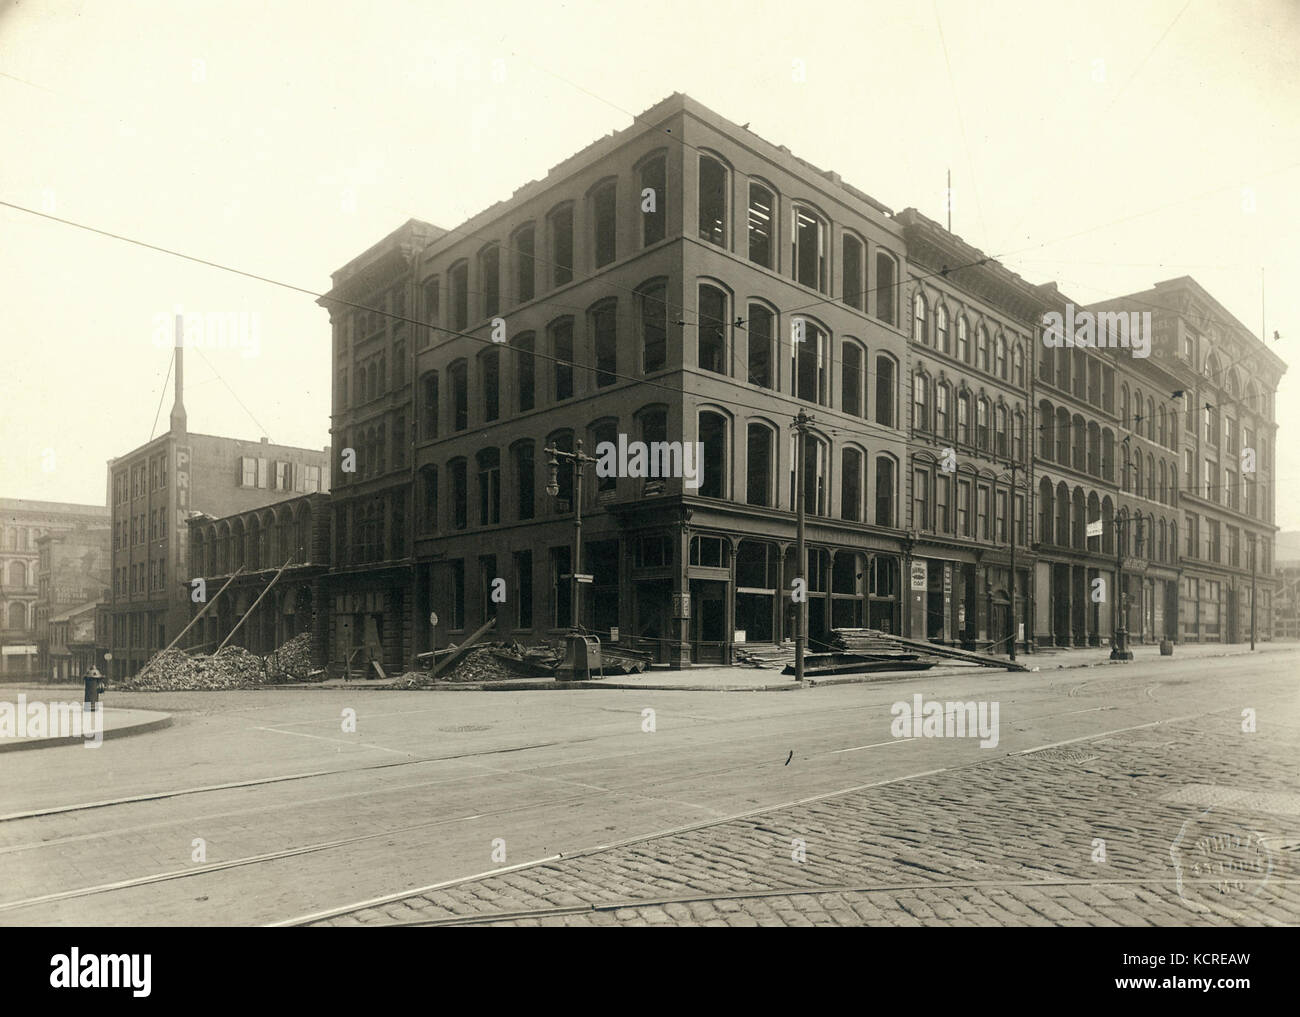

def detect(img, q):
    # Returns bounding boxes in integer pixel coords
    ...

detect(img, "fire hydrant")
[83,665,105,712]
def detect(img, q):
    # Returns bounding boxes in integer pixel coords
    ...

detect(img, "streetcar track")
[2,664,1292,924]
[376,876,1300,927]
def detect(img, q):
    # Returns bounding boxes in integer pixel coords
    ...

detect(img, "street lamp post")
[791,410,812,682]
[1111,509,1133,661]
[544,438,599,634]
[1250,534,1257,651]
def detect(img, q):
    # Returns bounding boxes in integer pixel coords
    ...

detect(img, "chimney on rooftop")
[169,312,187,435]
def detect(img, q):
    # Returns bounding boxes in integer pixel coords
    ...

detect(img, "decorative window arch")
[791,202,829,292]
[936,303,950,354]
[875,250,898,325]
[698,409,730,499]
[699,152,730,249]
[636,279,669,375]
[841,338,865,416]
[875,353,898,428]
[745,420,777,507]
[746,299,776,390]
[913,292,928,344]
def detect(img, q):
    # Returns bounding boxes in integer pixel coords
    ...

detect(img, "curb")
[0,713,173,753]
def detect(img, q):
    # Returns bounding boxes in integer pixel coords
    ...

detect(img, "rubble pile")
[265,633,315,682]
[119,643,297,691]
[401,640,565,687]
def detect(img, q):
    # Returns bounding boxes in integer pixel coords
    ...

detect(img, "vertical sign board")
[174,446,191,616]
[909,560,927,638]
[943,563,953,641]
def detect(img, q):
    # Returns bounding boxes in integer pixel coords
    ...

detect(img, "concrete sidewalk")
[310,639,1294,693]
[0,702,172,752]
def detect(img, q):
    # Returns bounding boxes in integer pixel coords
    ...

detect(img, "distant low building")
[35,523,111,676]
[0,498,108,677]
[107,333,331,680]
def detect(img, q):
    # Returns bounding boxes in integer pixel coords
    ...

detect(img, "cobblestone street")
[317,708,1300,927]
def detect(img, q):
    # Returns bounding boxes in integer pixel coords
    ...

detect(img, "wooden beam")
[216,556,294,653]
[431,617,497,679]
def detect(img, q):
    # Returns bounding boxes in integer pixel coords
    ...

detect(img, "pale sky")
[2,0,1297,524]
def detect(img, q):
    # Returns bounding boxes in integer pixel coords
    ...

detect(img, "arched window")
[875,251,898,325]
[875,455,897,527]
[698,411,728,499]
[841,339,864,416]
[589,178,617,268]
[547,202,574,288]
[511,223,536,303]
[1039,400,1054,460]
[477,449,501,525]
[698,284,729,375]
[976,397,990,450]
[512,441,534,520]
[548,318,574,401]
[590,299,618,387]
[1087,492,1102,552]
[958,390,972,445]
[792,318,829,405]
[976,324,990,372]
[995,334,1007,378]
[841,446,863,521]
[448,259,470,330]
[995,404,1009,457]
[1013,343,1024,386]
[747,302,775,389]
[1038,478,1054,544]
[510,335,534,413]
[478,242,501,318]
[913,371,930,431]
[913,292,928,344]
[639,153,666,247]
[747,180,775,268]
[638,281,668,374]
[421,371,441,439]
[699,154,729,248]
[1055,407,1070,463]
[419,466,438,532]
[936,381,951,438]
[875,354,897,427]
[936,303,950,354]
[791,203,828,292]
[789,431,828,516]
[957,316,970,363]
[1121,384,1130,428]
[1056,481,1070,548]
[842,232,864,309]
[480,346,500,421]
[746,422,775,507]
[590,420,618,497]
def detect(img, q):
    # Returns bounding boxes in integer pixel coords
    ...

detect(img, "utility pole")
[1250,534,1257,651]
[545,438,599,633]
[1008,458,1017,662]
[1110,509,1132,661]
[792,410,812,682]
